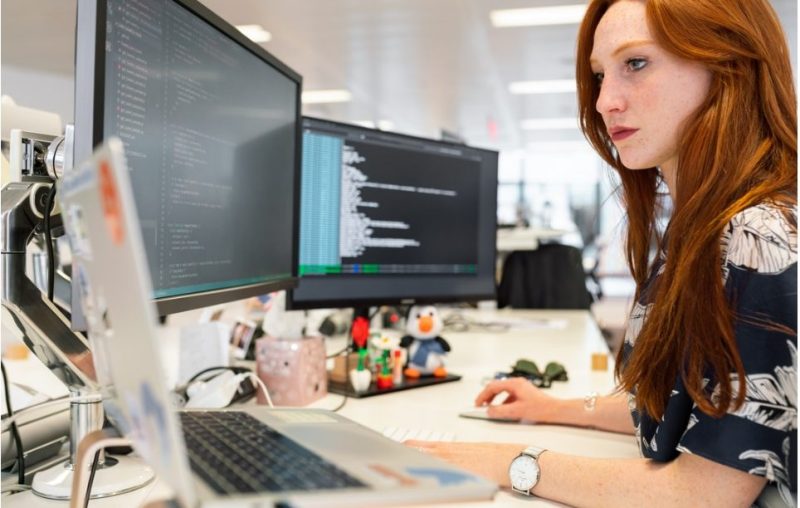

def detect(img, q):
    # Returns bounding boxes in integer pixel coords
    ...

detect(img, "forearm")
[483,447,657,500]
[533,453,669,506]
[529,452,761,508]
[539,393,633,435]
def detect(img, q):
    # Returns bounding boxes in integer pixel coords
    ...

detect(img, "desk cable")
[325,337,352,411]
[243,372,346,412]
[84,449,101,508]
[186,365,250,384]
[1,360,26,485]
[246,374,273,408]
[335,346,352,412]
[42,184,57,302]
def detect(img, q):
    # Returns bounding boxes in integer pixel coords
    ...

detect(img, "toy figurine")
[370,333,400,389]
[349,315,372,393]
[349,348,372,393]
[400,305,450,378]
[375,357,394,389]
[370,333,399,367]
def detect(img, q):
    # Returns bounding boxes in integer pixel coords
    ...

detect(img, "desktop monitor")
[73,0,301,327]
[288,117,498,311]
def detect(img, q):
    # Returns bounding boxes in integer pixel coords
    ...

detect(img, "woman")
[407,0,797,505]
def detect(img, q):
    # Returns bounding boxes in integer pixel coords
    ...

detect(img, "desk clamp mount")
[1,128,154,499]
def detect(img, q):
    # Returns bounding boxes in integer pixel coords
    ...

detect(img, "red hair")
[576,0,797,419]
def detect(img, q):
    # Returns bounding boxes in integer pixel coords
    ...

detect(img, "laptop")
[58,137,497,508]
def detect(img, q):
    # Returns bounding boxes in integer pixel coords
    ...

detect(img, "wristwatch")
[509,446,547,495]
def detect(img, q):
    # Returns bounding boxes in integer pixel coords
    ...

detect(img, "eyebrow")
[589,39,656,67]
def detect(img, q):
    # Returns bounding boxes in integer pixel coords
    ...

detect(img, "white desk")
[319,309,638,507]
[2,309,639,507]
[496,228,571,253]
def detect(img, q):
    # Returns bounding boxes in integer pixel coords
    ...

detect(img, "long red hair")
[576,0,797,419]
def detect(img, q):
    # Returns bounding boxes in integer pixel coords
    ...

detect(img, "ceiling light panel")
[509,79,576,94]
[490,5,587,27]
[520,117,579,130]
[301,89,353,104]
[235,24,272,43]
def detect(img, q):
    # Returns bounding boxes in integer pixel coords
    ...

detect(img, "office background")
[0,3,797,504]
[2,0,798,296]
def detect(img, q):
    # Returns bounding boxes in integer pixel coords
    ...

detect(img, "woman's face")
[589,0,712,176]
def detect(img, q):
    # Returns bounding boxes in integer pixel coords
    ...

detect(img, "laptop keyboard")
[180,411,367,495]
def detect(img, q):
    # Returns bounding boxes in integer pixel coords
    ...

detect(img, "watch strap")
[521,445,546,460]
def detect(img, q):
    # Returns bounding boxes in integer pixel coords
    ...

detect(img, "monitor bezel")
[74,0,302,319]
[287,116,498,310]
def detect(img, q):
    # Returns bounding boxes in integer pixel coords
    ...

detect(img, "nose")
[595,76,625,116]
[419,315,433,333]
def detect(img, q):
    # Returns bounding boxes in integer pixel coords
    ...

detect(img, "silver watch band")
[521,445,547,460]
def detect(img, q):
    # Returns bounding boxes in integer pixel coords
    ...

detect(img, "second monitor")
[289,117,498,310]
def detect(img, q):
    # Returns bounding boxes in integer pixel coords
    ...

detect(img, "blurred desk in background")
[1,309,637,508]
[496,227,571,253]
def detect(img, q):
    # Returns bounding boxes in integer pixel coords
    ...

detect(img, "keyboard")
[180,411,367,495]
[382,427,456,443]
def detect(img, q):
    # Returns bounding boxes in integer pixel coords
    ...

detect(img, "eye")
[626,57,647,72]
[593,72,604,84]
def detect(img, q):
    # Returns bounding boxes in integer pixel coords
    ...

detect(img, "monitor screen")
[288,117,498,309]
[74,0,301,322]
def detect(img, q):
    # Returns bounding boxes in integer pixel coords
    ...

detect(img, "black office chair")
[497,244,593,310]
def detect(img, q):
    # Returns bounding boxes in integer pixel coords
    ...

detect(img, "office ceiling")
[2,0,797,152]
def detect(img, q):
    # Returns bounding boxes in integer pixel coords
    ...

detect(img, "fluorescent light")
[490,5,587,27]
[301,89,352,104]
[520,117,579,130]
[526,141,592,151]
[235,24,271,43]
[353,120,395,131]
[509,79,576,95]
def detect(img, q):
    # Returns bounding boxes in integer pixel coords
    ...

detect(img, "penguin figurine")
[400,305,451,378]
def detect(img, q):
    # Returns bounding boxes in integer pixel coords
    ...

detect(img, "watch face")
[509,454,539,491]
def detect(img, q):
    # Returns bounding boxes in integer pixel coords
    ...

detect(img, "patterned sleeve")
[676,204,797,500]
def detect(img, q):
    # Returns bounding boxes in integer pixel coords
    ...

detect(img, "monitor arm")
[2,168,95,391]
[1,134,154,498]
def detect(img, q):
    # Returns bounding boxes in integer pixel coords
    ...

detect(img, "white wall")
[1,65,74,128]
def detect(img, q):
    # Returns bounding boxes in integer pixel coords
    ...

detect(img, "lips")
[608,126,638,142]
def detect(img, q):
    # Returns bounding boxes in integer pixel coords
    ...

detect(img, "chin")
[618,153,657,171]
[621,163,653,171]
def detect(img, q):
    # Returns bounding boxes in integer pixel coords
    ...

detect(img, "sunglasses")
[509,359,568,388]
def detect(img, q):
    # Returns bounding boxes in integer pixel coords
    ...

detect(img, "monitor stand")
[328,306,462,398]
[2,181,154,499]
[30,390,154,500]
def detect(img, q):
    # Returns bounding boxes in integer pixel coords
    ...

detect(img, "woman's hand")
[475,377,561,423]
[403,440,523,487]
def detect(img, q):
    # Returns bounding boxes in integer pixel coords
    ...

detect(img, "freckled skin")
[590,0,712,190]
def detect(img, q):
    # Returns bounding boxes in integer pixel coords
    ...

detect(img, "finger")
[487,402,521,421]
[474,380,511,405]
[474,379,523,406]
[404,440,433,454]
[404,440,438,448]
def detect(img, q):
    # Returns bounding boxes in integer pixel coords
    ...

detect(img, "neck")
[659,160,677,202]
